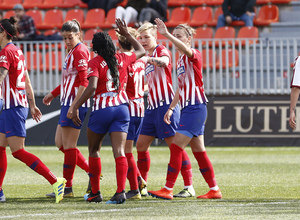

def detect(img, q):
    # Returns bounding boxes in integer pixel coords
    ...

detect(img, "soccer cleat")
[86,174,103,194]
[197,189,222,199]
[125,189,141,200]
[138,176,148,197]
[148,187,173,200]
[106,190,126,204]
[52,178,66,203]
[173,188,195,198]
[46,187,74,198]
[0,189,6,202]
[84,191,103,203]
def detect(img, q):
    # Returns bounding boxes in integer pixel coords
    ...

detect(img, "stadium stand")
[81,8,106,29]
[26,51,42,71]
[0,0,22,10]
[84,28,101,41]
[254,4,279,26]
[235,26,259,46]
[38,0,63,9]
[165,7,191,27]
[38,9,63,30]
[214,26,236,47]
[63,9,85,26]
[216,48,239,69]
[194,27,214,47]
[202,49,217,69]
[100,8,116,29]
[3,10,15,19]
[208,6,223,26]
[190,6,213,27]
[26,9,43,29]
[23,0,43,10]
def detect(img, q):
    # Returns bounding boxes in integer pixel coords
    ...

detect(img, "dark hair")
[61,19,83,42]
[0,16,18,40]
[118,40,132,51]
[92,32,119,91]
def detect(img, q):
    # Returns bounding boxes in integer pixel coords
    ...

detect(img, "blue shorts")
[127,116,144,141]
[59,106,88,129]
[177,104,207,138]
[0,106,28,138]
[140,104,179,139]
[88,104,130,134]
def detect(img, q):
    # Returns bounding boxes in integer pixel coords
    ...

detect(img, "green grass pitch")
[1,146,300,219]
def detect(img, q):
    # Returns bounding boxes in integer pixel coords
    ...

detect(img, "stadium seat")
[202,49,217,69]
[44,51,63,71]
[271,0,292,4]
[165,7,191,27]
[216,48,239,69]
[186,0,206,6]
[3,10,14,19]
[0,0,21,10]
[43,29,60,36]
[101,8,116,29]
[26,51,42,71]
[168,0,190,7]
[81,8,106,29]
[63,9,85,25]
[23,0,43,10]
[157,31,172,47]
[256,0,271,4]
[107,29,118,42]
[84,28,102,41]
[78,0,88,8]
[39,0,64,9]
[208,6,223,26]
[194,27,213,47]
[235,26,259,47]
[118,0,128,7]
[254,5,279,26]
[59,0,78,8]
[206,0,223,6]
[26,9,43,29]
[190,6,213,27]
[214,26,235,47]
[38,9,63,30]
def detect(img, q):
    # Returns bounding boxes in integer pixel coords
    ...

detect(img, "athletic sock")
[89,157,101,194]
[63,148,78,188]
[125,153,138,190]
[0,147,7,190]
[181,150,193,186]
[193,151,217,188]
[165,143,183,189]
[12,148,57,185]
[115,156,128,193]
[137,151,150,182]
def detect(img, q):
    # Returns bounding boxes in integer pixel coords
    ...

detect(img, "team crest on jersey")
[0,55,7,63]
[87,67,93,75]
[145,64,154,76]
[129,72,134,77]
[78,59,87,67]
[177,59,185,76]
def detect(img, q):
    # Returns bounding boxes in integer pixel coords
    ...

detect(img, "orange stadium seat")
[26,51,42,71]
[107,29,118,41]
[271,0,292,3]
[23,0,43,10]
[59,0,78,8]
[101,8,116,29]
[194,26,213,47]
[165,7,191,27]
[84,28,102,41]
[187,0,206,6]
[214,26,235,47]
[208,6,223,26]
[202,49,217,69]
[26,9,43,29]
[190,6,213,27]
[43,29,60,36]
[81,8,106,29]
[206,0,223,6]
[0,0,21,10]
[256,0,271,4]
[216,48,239,69]
[118,0,128,7]
[254,5,279,26]
[235,26,259,47]
[39,0,64,9]
[63,9,85,25]
[168,0,190,7]
[44,51,63,71]
[157,31,172,47]
[4,10,14,19]
[38,9,63,30]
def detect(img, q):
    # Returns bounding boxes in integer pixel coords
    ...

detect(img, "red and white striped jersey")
[126,58,146,117]
[88,52,136,111]
[291,56,300,88]
[145,45,174,110]
[177,48,208,109]
[61,43,90,107]
[0,43,28,109]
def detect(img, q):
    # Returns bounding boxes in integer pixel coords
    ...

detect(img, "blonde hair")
[137,22,157,37]
[115,27,138,44]
[174,23,196,38]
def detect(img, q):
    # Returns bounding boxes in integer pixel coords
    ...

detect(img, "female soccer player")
[136,22,195,197]
[0,17,65,203]
[116,27,147,199]
[71,19,145,204]
[148,19,222,200]
[43,19,90,197]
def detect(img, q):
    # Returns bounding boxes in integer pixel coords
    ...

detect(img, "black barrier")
[25,95,298,146]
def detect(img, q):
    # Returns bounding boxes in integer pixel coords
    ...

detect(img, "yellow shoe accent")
[52,178,66,203]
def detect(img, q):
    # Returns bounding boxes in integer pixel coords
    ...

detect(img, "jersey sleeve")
[73,48,89,73]
[51,84,61,97]
[87,58,100,79]
[120,52,137,67]
[188,48,202,63]
[0,49,11,70]
[158,45,171,59]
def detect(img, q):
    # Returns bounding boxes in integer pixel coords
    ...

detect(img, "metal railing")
[16,37,300,96]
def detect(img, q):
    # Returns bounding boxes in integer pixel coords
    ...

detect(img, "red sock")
[181,150,193,186]
[115,156,128,193]
[63,148,78,187]
[89,157,101,194]
[0,147,7,190]
[59,146,65,153]
[137,151,150,182]
[76,148,89,173]
[125,153,138,190]
[166,143,183,189]
[12,149,57,185]
[193,151,217,188]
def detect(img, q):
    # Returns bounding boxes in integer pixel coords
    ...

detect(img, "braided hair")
[92,32,119,91]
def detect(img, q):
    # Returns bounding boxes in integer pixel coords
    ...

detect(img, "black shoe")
[84,191,103,203]
[125,189,141,199]
[106,190,126,204]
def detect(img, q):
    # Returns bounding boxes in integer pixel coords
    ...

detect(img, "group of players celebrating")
[0,16,222,204]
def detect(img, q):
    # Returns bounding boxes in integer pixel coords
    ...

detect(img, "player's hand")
[30,106,42,123]
[115,18,129,36]
[67,105,73,119]
[155,18,168,36]
[289,111,296,130]
[164,109,173,125]
[43,93,54,106]
[71,108,81,126]
[225,16,232,24]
